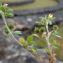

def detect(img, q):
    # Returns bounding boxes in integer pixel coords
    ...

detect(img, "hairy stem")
[46,24,56,63]
[1,11,43,63]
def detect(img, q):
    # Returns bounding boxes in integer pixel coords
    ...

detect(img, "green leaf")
[19,37,25,44]
[52,31,61,38]
[31,48,37,53]
[27,35,33,45]
[34,27,39,32]
[50,40,59,49]
[19,37,27,48]
[36,41,46,47]
[5,12,13,17]
[14,31,22,35]
[53,25,59,30]
[52,45,59,49]
[32,34,40,38]
[0,4,14,17]
[4,27,9,34]
[53,31,58,35]
[7,24,14,30]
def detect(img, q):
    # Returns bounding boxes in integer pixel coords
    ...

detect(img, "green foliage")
[34,26,45,33]
[27,35,34,45]
[3,23,14,34]
[34,14,60,54]
[18,14,61,55]
[19,37,28,48]
[19,36,37,53]
[3,12,61,58]
[34,14,55,33]
[4,26,9,34]
[36,14,55,26]
[50,37,60,49]
[14,31,22,35]
[0,3,14,17]
[30,48,37,53]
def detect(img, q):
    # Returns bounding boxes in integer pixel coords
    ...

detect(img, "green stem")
[46,24,52,54]
[46,24,56,63]
[1,11,43,62]
[0,11,19,42]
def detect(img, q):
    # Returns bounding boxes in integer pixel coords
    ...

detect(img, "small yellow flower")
[48,14,53,18]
